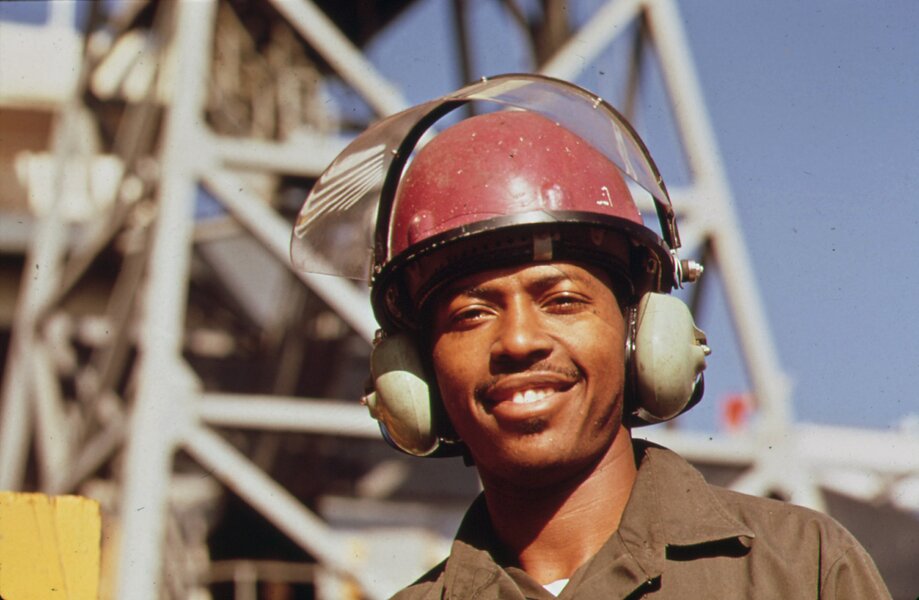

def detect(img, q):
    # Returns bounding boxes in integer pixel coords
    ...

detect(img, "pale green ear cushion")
[633,293,709,422]
[367,332,439,456]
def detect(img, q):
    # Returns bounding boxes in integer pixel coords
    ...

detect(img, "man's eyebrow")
[442,282,496,301]
[443,269,583,301]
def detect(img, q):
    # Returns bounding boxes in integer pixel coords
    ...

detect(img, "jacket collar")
[441,495,520,599]
[629,440,755,549]
[439,440,755,599]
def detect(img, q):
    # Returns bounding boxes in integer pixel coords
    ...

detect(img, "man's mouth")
[511,387,558,404]
[478,369,580,407]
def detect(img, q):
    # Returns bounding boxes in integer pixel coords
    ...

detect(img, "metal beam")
[115,1,218,597]
[183,424,388,600]
[539,0,644,80]
[213,132,350,177]
[204,168,377,342]
[267,0,408,118]
[198,394,380,437]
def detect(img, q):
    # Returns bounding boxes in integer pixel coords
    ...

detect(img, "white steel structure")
[1,1,916,598]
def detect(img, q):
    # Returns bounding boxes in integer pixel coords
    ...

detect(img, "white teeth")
[511,388,552,404]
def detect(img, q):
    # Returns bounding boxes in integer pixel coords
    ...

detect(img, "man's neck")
[480,426,637,585]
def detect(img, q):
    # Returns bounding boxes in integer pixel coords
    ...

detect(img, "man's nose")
[490,300,552,366]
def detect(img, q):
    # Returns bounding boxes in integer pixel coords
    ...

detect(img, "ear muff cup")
[366,332,441,456]
[625,293,710,425]
[366,293,710,456]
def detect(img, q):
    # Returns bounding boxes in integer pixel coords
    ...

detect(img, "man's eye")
[451,306,491,324]
[544,293,587,311]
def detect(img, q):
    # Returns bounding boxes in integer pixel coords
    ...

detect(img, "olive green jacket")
[392,442,890,599]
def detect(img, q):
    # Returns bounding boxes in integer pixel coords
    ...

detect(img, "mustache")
[473,361,581,403]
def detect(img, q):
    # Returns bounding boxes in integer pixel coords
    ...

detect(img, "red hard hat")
[375,111,674,330]
[389,111,642,257]
[290,75,683,331]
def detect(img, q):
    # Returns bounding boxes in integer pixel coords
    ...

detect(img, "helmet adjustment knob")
[681,259,704,283]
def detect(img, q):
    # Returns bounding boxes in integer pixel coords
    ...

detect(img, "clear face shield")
[290,74,682,285]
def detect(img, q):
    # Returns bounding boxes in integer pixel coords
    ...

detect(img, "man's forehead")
[436,261,614,302]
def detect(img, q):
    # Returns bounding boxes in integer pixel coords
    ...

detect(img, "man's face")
[429,262,628,487]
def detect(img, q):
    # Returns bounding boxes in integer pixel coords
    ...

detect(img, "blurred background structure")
[0,1,917,598]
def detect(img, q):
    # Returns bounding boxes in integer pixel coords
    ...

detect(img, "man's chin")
[514,416,550,435]
[482,422,628,487]
[481,443,604,489]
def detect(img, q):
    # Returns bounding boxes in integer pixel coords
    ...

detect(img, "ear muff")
[365,332,440,456]
[625,292,710,425]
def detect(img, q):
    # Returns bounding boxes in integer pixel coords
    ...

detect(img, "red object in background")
[721,393,753,432]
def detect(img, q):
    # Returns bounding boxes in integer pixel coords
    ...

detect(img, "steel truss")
[1,1,917,598]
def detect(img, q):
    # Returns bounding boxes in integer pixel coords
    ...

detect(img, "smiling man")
[292,75,890,599]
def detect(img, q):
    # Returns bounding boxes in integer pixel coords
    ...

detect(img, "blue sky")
[362,0,919,431]
[672,2,918,431]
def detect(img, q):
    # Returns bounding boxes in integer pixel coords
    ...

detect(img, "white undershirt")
[542,578,570,596]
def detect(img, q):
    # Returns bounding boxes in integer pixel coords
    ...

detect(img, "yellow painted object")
[0,492,101,599]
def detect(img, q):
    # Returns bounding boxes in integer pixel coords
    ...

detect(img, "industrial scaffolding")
[1,1,917,598]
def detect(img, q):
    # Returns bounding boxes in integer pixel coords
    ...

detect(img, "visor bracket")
[681,259,704,283]
[533,232,553,261]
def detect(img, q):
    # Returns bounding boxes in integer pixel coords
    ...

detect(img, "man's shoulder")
[389,558,447,600]
[641,441,860,554]
[709,485,859,553]
[641,444,890,596]
[641,442,882,566]
[709,486,891,597]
